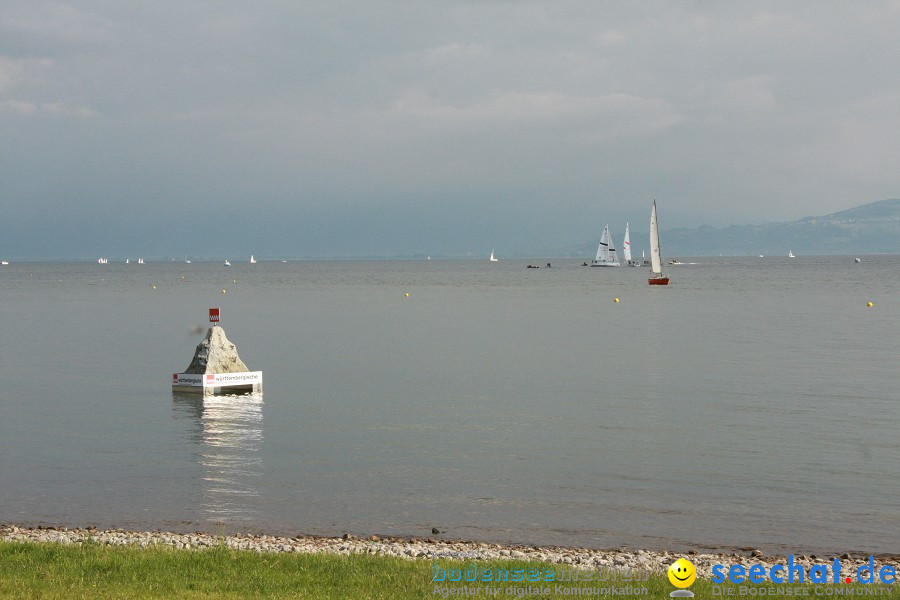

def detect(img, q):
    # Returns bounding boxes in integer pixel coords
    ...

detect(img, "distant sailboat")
[250,255,257,264]
[224,259,231,267]
[137,258,144,264]
[591,224,620,267]
[98,257,108,264]
[623,222,639,266]
[489,249,498,262]
[788,250,795,258]
[126,258,130,264]
[648,200,669,285]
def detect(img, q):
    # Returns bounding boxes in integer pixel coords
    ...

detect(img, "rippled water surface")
[1,257,898,553]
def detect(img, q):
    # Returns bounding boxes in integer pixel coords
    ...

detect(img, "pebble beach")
[2,524,896,583]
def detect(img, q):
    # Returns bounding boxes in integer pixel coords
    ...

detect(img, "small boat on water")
[648,200,669,286]
[224,260,231,267]
[138,258,144,264]
[489,250,498,262]
[591,224,620,267]
[250,255,257,264]
[788,250,796,258]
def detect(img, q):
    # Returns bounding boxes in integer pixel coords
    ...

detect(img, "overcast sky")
[2,1,900,258]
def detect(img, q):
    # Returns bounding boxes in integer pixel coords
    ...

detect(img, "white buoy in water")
[172,308,263,396]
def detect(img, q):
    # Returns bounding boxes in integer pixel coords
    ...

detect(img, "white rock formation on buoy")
[173,325,262,395]
[184,326,249,374]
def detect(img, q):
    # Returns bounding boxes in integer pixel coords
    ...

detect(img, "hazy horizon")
[2,2,899,259]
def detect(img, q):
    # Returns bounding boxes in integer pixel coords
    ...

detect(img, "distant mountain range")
[565,199,900,258]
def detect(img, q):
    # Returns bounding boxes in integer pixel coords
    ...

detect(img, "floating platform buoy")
[172,308,262,396]
[867,301,873,307]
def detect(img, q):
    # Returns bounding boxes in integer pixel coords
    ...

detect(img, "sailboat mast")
[650,201,663,275]
[623,222,632,263]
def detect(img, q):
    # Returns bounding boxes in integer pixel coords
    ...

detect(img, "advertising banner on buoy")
[172,371,263,394]
[204,372,262,385]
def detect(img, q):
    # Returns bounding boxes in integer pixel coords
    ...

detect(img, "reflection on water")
[173,394,264,527]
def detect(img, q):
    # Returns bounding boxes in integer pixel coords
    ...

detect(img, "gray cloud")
[2,1,899,258]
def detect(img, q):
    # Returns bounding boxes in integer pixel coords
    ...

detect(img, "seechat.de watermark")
[709,555,896,597]
[712,555,895,586]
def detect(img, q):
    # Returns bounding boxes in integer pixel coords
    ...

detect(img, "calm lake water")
[1,257,898,554]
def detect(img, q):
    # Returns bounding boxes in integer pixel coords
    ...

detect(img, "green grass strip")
[1,541,897,599]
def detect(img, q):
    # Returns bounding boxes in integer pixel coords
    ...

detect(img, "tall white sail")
[650,202,662,275]
[592,224,620,266]
[623,222,632,263]
[595,226,607,262]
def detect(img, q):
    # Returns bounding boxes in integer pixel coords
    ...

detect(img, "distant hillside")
[566,199,900,257]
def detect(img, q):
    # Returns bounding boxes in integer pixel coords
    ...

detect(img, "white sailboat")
[489,249,498,262]
[249,255,257,264]
[591,224,620,267]
[648,200,669,285]
[137,258,144,264]
[224,259,231,267]
[788,250,795,258]
[623,222,639,266]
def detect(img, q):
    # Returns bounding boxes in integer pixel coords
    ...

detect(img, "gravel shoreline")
[2,524,897,582]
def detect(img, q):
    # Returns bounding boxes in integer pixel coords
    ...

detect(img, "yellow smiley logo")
[668,558,697,588]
